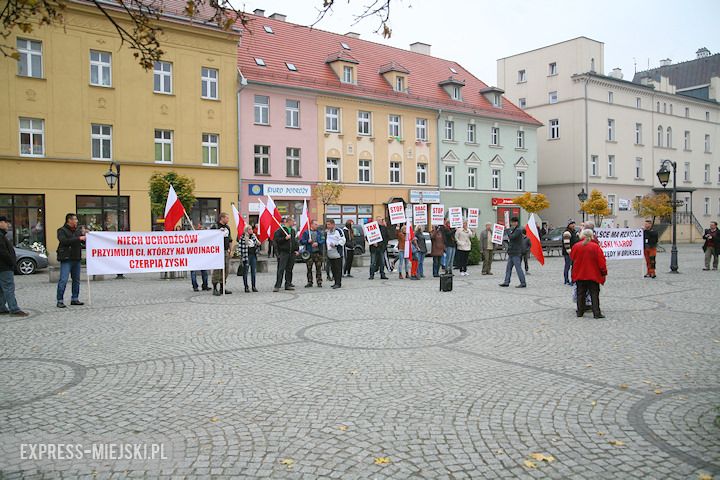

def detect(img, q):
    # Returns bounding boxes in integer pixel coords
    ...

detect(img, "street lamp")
[577,188,588,222]
[656,160,679,273]
[103,161,124,278]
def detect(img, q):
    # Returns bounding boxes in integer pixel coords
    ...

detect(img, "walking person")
[702,221,719,271]
[0,216,28,317]
[430,225,446,277]
[396,224,410,279]
[325,219,345,289]
[643,219,658,278]
[368,217,389,280]
[499,217,527,288]
[479,222,495,275]
[571,229,607,318]
[342,220,355,278]
[562,220,579,285]
[56,213,86,308]
[273,217,298,292]
[521,233,531,275]
[455,221,472,276]
[238,225,259,292]
[300,220,324,288]
[414,225,427,278]
[443,220,457,274]
[211,212,233,296]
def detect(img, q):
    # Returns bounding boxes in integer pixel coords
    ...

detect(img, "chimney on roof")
[696,47,711,59]
[659,58,672,67]
[253,9,265,17]
[410,42,431,55]
[608,67,623,80]
[269,13,286,21]
[345,32,360,39]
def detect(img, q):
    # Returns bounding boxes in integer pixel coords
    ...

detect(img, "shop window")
[76,195,130,232]
[0,194,46,248]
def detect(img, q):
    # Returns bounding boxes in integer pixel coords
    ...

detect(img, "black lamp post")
[103,161,124,278]
[577,188,588,222]
[656,160,679,273]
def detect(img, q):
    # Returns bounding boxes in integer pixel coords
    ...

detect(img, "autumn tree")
[580,189,611,225]
[632,193,671,226]
[512,192,550,214]
[313,182,344,221]
[148,171,196,226]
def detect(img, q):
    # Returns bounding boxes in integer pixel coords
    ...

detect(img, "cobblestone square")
[1,245,718,479]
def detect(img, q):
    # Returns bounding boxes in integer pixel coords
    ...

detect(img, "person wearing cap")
[499,216,527,288]
[0,216,28,317]
[562,219,580,285]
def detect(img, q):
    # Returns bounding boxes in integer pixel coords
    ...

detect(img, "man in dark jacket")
[0,216,28,316]
[300,220,325,287]
[56,213,86,308]
[369,217,389,280]
[499,217,527,288]
[211,212,233,296]
[643,219,658,278]
[273,216,298,292]
[702,221,719,270]
[562,220,580,285]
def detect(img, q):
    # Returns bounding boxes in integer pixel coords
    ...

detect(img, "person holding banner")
[300,220,325,288]
[455,221,473,276]
[430,225,446,277]
[369,217,389,280]
[343,220,355,278]
[414,225,427,278]
[238,225,260,292]
[571,229,607,318]
[56,213,86,308]
[643,220,658,278]
[396,225,410,279]
[211,213,233,296]
[273,217,298,292]
[190,225,211,292]
[499,217,527,288]
[479,223,495,275]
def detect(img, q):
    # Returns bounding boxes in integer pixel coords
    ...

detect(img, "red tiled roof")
[237,15,541,126]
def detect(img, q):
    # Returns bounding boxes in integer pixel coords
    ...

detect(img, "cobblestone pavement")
[1,245,718,479]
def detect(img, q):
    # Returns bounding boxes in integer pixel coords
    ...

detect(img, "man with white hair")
[478,222,495,275]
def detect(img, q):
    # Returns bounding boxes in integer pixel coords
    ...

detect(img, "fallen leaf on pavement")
[209,417,219,423]
[619,384,629,390]
[523,460,537,469]
[529,453,555,463]
[655,389,663,395]
[338,425,348,431]
[698,473,713,480]
[374,456,391,465]
[280,458,294,469]
[597,432,605,436]
[608,440,625,447]
[591,401,597,407]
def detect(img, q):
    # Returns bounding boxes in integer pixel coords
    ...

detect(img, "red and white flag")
[231,203,246,239]
[259,196,283,241]
[525,213,545,266]
[404,222,414,259]
[163,184,186,231]
[256,201,268,243]
[297,199,309,238]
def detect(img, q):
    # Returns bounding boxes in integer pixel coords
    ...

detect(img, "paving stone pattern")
[0,245,718,479]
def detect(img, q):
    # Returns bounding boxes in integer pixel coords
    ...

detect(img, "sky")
[236,0,720,86]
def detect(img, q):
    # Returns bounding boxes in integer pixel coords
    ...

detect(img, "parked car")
[14,246,49,274]
[541,226,580,252]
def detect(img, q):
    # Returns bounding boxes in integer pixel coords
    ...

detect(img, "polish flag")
[231,203,246,239]
[297,199,309,238]
[404,222,414,259]
[256,201,268,243]
[163,184,186,231]
[525,213,545,266]
[260,196,281,240]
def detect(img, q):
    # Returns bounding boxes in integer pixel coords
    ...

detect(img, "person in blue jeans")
[414,225,427,278]
[442,220,457,275]
[56,213,86,308]
[191,270,210,292]
[0,216,28,317]
[238,225,260,292]
[499,217,527,288]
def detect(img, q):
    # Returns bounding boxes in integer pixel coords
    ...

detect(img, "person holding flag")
[499,216,527,288]
[525,213,545,268]
[273,216,298,292]
[211,212,233,296]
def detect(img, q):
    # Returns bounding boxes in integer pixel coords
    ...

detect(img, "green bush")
[468,236,481,265]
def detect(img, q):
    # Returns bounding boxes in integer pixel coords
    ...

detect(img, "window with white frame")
[519,98,527,109]
[492,93,502,107]
[607,119,615,141]
[590,155,598,176]
[705,134,711,153]
[704,197,710,215]
[466,123,476,143]
[657,125,663,147]
[635,123,642,144]
[357,111,371,135]
[608,91,614,104]
[549,119,559,139]
[607,155,615,177]
[684,162,690,182]
[416,118,428,141]
[704,164,710,183]
[635,157,643,179]
[452,86,461,100]
[254,145,270,175]
[202,133,219,166]
[201,67,218,99]
[666,127,672,148]
[19,118,44,157]
[490,126,500,146]
[17,38,42,78]
[389,161,401,184]
[517,69,526,82]
[416,163,427,185]
[254,95,269,124]
[491,169,501,190]
[325,106,340,132]
[285,100,300,128]
[342,65,354,84]
[548,62,557,75]
[444,166,454,188]
[636,97,642,109]
[91,124,112,160]
[548,91,558,104]
[516,170,525,191]
[154,129,173,163]
[468,167,477,189]
[684,130,690,150]
[286,147,300,177]
[444,120,454,141]
[388,115,401,137]
[358,160,371,183]
[395,76,405,92]
[516,130,525,149]
[90,50,111,86]
[153,61,172,94]
[685,107,690,118]
[326,157,340,181]
[607,194,616,215]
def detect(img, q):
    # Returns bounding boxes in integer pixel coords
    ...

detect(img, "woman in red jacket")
[570,229,607,318]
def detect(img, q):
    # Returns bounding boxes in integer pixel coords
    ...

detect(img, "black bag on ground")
[440,273,453,292]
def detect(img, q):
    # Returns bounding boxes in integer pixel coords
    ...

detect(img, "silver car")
[14,246,49,274]
[387,232,432,257]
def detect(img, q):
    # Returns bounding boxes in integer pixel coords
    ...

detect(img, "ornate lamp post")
[103,161,124,278]
[656,160,679,273]
[577,188,588,222]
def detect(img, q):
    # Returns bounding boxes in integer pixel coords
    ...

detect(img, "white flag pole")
[87,274,92,306]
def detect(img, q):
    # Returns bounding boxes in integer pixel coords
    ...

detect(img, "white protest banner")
[595,228,644,260]
[363,221,382,245]
[413,204,428,225]
[448,207,463,228]
[388,201,406,225]
[467,208,479,228]
[431,204,445,226]
[492,224,505,245]
[86,231,224,275]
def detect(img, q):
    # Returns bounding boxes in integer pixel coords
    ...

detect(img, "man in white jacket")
[325,219,346,289]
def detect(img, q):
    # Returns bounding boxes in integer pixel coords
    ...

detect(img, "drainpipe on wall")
[436,109,443,191]
[584,76,589,200]
[237,68,248,213]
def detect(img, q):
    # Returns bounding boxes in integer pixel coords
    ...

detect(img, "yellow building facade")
[0,2,240,260]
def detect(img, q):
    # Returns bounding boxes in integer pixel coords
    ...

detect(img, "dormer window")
[263,25,273,34]
[480,86,505,108]
[285,62,297,71]
[342,65,354,84]
[439,78,465,101]
[492,93,502,107]
[395,76,405,92]
[255,58,266,66]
